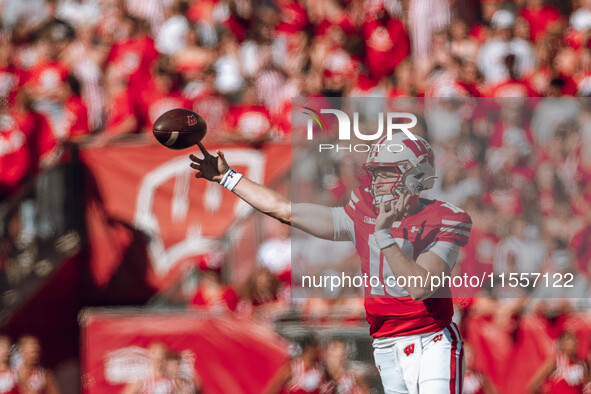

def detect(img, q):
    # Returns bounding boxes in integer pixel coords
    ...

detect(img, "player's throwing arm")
[189,142,337,240]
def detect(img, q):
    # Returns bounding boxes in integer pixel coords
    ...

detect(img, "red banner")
[80,310,289,393]
[79,141,291,292]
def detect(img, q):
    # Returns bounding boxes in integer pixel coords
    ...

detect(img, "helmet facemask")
[362,156,436,210]
[360,134,437,211]
[363,161,413,207]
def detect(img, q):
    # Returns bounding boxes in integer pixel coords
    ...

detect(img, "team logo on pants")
[404,344,415,356]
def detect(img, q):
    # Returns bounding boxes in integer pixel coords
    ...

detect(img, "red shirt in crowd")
[463,369,487,394]
[184,86,229,138]
[461,226,499,279]
[544,352,588,394]
[191,286,239,312]
[226,104,272,140]
[570,225,591,276]
[0,368,18,394]
[0,67,20,106]
[482,188,523,217]
[107,35,159,88]
[275,0,309,34]
[519,5,561,42]
[487,119,535,148]
[18,367,48,394]
[26,61,68,93]
[282,358,328,394]
[0,111,31,197]
[138,82,191,131]
[315,13,356,37]
[65,94,90,139]
[15,110,56,172]
[361,17,409,81]
[489,78,539,98]
[104,88,137,135]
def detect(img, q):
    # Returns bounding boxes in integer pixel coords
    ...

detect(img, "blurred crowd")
[121,342,200,394]
[3,0,591,197]
[2,0,591,392]
[0,334,60,393]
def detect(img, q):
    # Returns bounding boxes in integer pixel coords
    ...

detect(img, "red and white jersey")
[0,112,30,196]
[283,359,328,394]
[139,374,176,394]
[0,368,17,394]
[19,367,46,393]
[333,188,471,337]
[463,369,486,394]
[546,353,588,394]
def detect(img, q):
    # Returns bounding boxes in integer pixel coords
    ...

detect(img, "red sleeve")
[0,130,30,192]
[33,113,57,160]
[226,106,240,131]
[142,36,159,67]
[343,189,361,220]
[388,19,410,70]
[67,96,90,138]
[105,90,134,132]
[106,42,120,65]
[434,207,472,247]
[191,288,206,306]
[223,288,239,311]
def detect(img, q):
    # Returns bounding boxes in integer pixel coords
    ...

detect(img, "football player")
[189,132,471,393]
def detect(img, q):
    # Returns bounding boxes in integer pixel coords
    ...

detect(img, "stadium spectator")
[0,335,17,394]
[528,331,590,393]
[494,216,547,278]
[183,66,229,139]
[281,335,329,394]
[256,218,291,285]
[360,4,410,81]
[213,32,245,98]
[238,267,288,321]
[190,253,239,314]
[165,351,201,394]
[155,0,190,56]
[223,84,273,146]
[14,335,60,394]
[322,338,369,394]
[122,342,175,394]
[102,66,138,137]
[462,342,496,394]
[477,9,535,87]
[0,97,32,199]
[460,204,500,285]
[137,56,191,133]
[450,18,479,61]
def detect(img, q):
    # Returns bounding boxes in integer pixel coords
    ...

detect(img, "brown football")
[153,108,207,150]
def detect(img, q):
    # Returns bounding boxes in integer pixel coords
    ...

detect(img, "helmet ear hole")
[405,177,420,194]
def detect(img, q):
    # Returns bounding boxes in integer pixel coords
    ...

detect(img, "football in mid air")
[153,108,207,150]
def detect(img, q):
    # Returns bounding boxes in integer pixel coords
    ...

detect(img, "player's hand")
[375,192,412,231]
[189,142,229,183]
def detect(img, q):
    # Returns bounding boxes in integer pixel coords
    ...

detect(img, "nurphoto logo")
[304,108,418,152]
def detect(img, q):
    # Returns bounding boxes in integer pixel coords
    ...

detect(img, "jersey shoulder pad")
[432,200,472,245]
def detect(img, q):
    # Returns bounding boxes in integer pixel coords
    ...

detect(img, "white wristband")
[374,229,396,250]
[219,167,243,191]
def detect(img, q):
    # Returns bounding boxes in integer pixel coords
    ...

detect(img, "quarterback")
[189,132,471,394]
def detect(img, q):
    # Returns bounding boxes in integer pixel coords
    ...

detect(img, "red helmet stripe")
[402,138,429,157]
